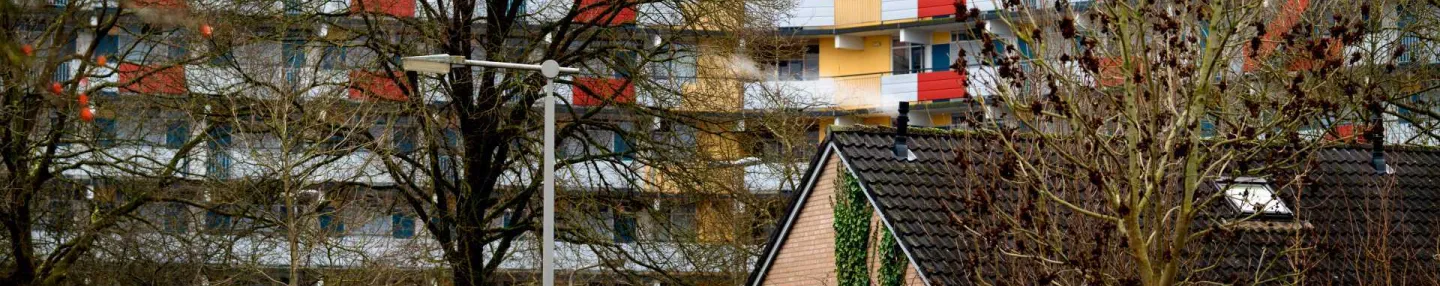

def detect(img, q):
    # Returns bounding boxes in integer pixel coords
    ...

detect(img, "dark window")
[395,128,417,153]
[319,207,345,234]
[206,124,233,179]
[320,45,346,70]
[392,214,416,238]
[160,203,188,233]
[165,121,188,148]
[892,41,926,75]
[774,45,820,80]
[204,210,235,231]
[613,210,637,243]
[96,118,117,147]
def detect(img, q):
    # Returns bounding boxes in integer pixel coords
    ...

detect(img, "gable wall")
[760,153,843,285]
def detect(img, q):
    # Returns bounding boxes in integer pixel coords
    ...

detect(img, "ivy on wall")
[878,226,908,286]
[833,170,871,286]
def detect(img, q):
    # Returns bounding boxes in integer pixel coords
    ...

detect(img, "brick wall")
[759,150,928,285]
[760,153,841,285]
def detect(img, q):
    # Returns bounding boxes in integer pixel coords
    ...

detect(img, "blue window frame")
[615,122,633,160]
[392,214,416,238]
[1016,38,1032,59]
[613,211,636,243]
[96,118,117,147]
[614,51,638,78]
[165,121,188,148]
[395,128,417,153]
[206,124,233,179]
[282,40,305,84]
[209,50,234,66]
[204,210,235,231]
[94,34,118,59]
[320,45,346,70]
[319,207,345,234]
[161,204,188,233]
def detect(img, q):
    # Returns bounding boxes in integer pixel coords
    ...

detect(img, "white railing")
[743,79,838,110]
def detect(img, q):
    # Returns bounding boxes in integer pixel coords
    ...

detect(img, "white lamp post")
[401,54,579,286]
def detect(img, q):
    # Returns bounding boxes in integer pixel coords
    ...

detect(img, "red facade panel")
[1097,57,1125,87]
[117,63,187,95]
[575,0,636,25]
[128,0,188,9]
[348,70,409,101]
[917,0,955,18]
[352,0,416,17]
[571,77,635,106]
[1242,0,1310,71]
[1324,124,1368,143]
[916,71,966,101]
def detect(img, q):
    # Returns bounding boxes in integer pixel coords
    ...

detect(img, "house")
[748,123,1440,285]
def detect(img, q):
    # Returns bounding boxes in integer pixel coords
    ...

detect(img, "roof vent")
[894,102,910,160]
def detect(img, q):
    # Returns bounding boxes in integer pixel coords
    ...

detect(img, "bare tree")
[933,0,1404,284]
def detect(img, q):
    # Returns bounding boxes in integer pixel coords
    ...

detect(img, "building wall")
[759,152,842,285]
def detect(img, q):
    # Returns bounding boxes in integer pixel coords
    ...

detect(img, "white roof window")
[1222,178,1292,216]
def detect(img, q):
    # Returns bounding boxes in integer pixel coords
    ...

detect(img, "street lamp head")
[401,54,464,74]
[541,60,561,79]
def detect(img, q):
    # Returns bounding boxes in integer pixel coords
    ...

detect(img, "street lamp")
[401,54,579,286]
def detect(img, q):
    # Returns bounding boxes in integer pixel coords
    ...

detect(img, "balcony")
[117,63,188,95]
[575,0,636,25]
[743,79,837,110]
[347,70,409,101]
[916,70,965,101]
[351,0,415,17]
[571,77,635,106]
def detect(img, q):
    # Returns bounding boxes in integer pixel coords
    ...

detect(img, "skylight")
[1223,180,1292,215]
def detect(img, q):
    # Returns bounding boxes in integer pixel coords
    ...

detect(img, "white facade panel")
[967,0,998,12]
[966,66,998,97]
[779,0,834,27]
[880,0,916,21]
[638,2,685,26]
[880,73,918,104]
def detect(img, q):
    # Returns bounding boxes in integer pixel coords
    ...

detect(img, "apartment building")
[7,0,1436,284]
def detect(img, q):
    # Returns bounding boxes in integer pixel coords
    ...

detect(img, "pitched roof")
[752,126,1440,285]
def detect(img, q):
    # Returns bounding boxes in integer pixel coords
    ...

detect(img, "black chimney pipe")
[1368,101,1387,174]
[894,102,910,159]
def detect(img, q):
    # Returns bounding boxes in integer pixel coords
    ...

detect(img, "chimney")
[894,102,910,159]
[1368,101,1387,174]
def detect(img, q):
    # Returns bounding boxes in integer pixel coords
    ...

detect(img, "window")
[319,207,345,235]
[392,214,416,238]
[96,118,117,147]
[951,31,985,67]
[206,124,233,179]
[668,202,697,237]
[204,210,236,232]
[773,45,819,81]
[165,121,189,148]
[613,209,637,243]
[892,41,926,75]
[159,203,188,233]
[1222,179,1291,216]
[320,44,346,70]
